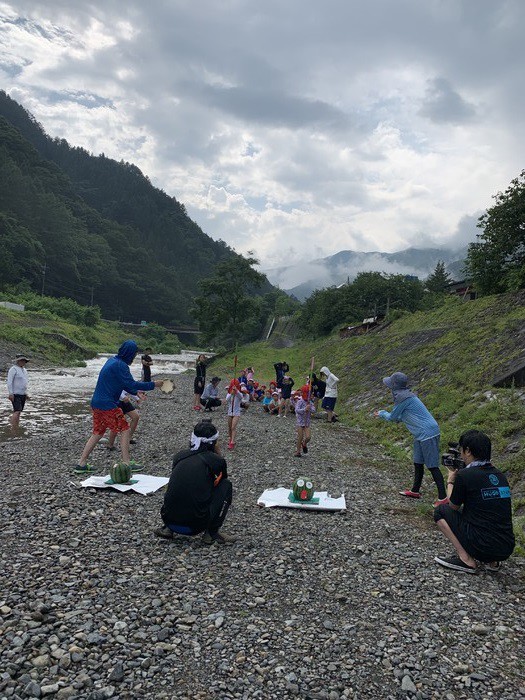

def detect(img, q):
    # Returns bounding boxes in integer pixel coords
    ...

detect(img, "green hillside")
[0,91,274,326]
[210,292,525,550]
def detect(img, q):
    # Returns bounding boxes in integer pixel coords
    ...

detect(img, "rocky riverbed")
[1,374,524,699]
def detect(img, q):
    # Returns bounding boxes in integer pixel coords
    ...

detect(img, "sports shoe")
[434,555,477,574]
[433,497,449,507]
[129,461,143,473]
[193,405,201,411]
[202,531,236,545]
[227,441,234,450]
[74,463,96,474]
[485,561,502,572]
[294,452,302,458]
[302,442,308,454]
[154,526,174,540]
[129,439,137,445]
[399,489,421,499]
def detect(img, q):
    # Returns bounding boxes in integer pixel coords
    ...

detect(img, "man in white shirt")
[7,354,30,430]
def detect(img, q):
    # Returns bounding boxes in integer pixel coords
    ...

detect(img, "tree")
[466,171,525,294]
[192,255,266,346]
[425,260,452,293]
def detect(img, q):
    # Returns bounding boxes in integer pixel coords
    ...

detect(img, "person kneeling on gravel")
[155,421,234,545]
[434,430,515,574]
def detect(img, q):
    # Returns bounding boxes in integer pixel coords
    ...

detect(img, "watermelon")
[110,462,132,484]
[292,477,314,501]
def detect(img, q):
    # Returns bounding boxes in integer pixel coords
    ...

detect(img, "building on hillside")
[339,314,385,338]
[446,280,476,300]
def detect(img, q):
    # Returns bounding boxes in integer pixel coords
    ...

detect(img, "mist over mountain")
[265,247,468,300]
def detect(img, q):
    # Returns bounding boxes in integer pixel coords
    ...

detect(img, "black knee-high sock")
[412,463,424,493]
[430,467,447,500]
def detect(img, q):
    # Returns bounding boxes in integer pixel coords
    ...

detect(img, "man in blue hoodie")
[75,340,163,474]
[374,371,448,507]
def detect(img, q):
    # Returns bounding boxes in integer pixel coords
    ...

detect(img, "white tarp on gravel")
[257,487,346,511]
[80,473,169,495]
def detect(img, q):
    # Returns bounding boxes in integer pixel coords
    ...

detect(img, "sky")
[1,0,524,273]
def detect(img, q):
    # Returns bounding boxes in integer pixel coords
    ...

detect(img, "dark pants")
[11,394,26,412]
[200,397,222,410]
[165,479,233,536]
[434,504,513,563]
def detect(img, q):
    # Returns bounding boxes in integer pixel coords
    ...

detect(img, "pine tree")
[426,260,451,293]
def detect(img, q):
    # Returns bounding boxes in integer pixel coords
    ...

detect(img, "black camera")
[441,441,464,470]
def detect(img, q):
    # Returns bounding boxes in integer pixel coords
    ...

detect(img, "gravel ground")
[1,374,524,700]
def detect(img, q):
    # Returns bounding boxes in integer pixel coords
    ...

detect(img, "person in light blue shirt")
[374,371,447,506]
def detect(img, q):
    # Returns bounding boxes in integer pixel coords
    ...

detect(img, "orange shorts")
[92,407,130,435]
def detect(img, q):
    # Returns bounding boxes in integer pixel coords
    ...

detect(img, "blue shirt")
[378,396,439,441]
[91,340,155,410]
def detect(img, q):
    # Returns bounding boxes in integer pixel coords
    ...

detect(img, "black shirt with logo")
[161,449,227,529]
[450,464,515,557]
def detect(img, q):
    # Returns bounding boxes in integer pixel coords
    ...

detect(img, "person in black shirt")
[193,354,207,410]
[434,430,515,574]
[273,361,289,388]
[311,373,326,412]
[154,421,234,544]
[141,347,153,382]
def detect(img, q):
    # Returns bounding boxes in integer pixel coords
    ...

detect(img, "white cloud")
[1,0,524,271]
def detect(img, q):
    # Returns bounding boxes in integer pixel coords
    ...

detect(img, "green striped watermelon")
[110,462,132,484]
[293,477,314,501]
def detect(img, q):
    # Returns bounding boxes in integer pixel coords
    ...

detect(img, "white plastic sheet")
[80,473,169,495]
[257,487,346,511]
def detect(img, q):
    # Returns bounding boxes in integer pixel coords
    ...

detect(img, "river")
[0,350,202,443]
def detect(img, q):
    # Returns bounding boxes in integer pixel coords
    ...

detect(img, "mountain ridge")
[264,246,467,300]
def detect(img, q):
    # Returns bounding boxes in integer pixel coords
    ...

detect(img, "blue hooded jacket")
[91,340,155,410]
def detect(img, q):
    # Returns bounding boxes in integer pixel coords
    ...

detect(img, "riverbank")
[1,374,524,699]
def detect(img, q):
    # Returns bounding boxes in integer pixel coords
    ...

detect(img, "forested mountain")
[0,91,268,324]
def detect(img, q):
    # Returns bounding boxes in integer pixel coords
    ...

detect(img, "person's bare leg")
[120,429,131,464]
[129,411,139,439]
[79,434,103,466]
[295,428,303,455]
[228,416,233,442]
[436,519,477,568]
[231,416,240,444]
[325,409,333,423]
[10,411,21,431]
[303,426,311,446]
[107,430,117,448]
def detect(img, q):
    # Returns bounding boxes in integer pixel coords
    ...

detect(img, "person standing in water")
[7,354,30,431]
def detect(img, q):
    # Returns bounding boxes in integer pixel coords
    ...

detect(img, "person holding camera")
[434,430,515,574]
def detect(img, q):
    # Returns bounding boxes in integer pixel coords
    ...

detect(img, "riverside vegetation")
[0,291,182,369]
[209,291,525,554]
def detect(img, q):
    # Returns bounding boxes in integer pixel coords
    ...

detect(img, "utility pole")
[41,263,47,296]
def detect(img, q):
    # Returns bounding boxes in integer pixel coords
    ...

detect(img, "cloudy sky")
[1,0,524,271]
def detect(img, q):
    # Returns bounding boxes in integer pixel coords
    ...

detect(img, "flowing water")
[0,351,202,443]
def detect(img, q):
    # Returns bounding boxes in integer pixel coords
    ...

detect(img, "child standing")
[226,379,243,450]
[279,376,295,417]
[374,371,448,507]
[294,385,315,457]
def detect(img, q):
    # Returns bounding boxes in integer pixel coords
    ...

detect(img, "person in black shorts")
[193,354,207,411]
[434,430,515,574]
[154,421,234,544]
[141,348,153,382]
[106,390,144,449]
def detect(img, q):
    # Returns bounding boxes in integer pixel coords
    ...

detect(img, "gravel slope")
[1,375,524,700]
